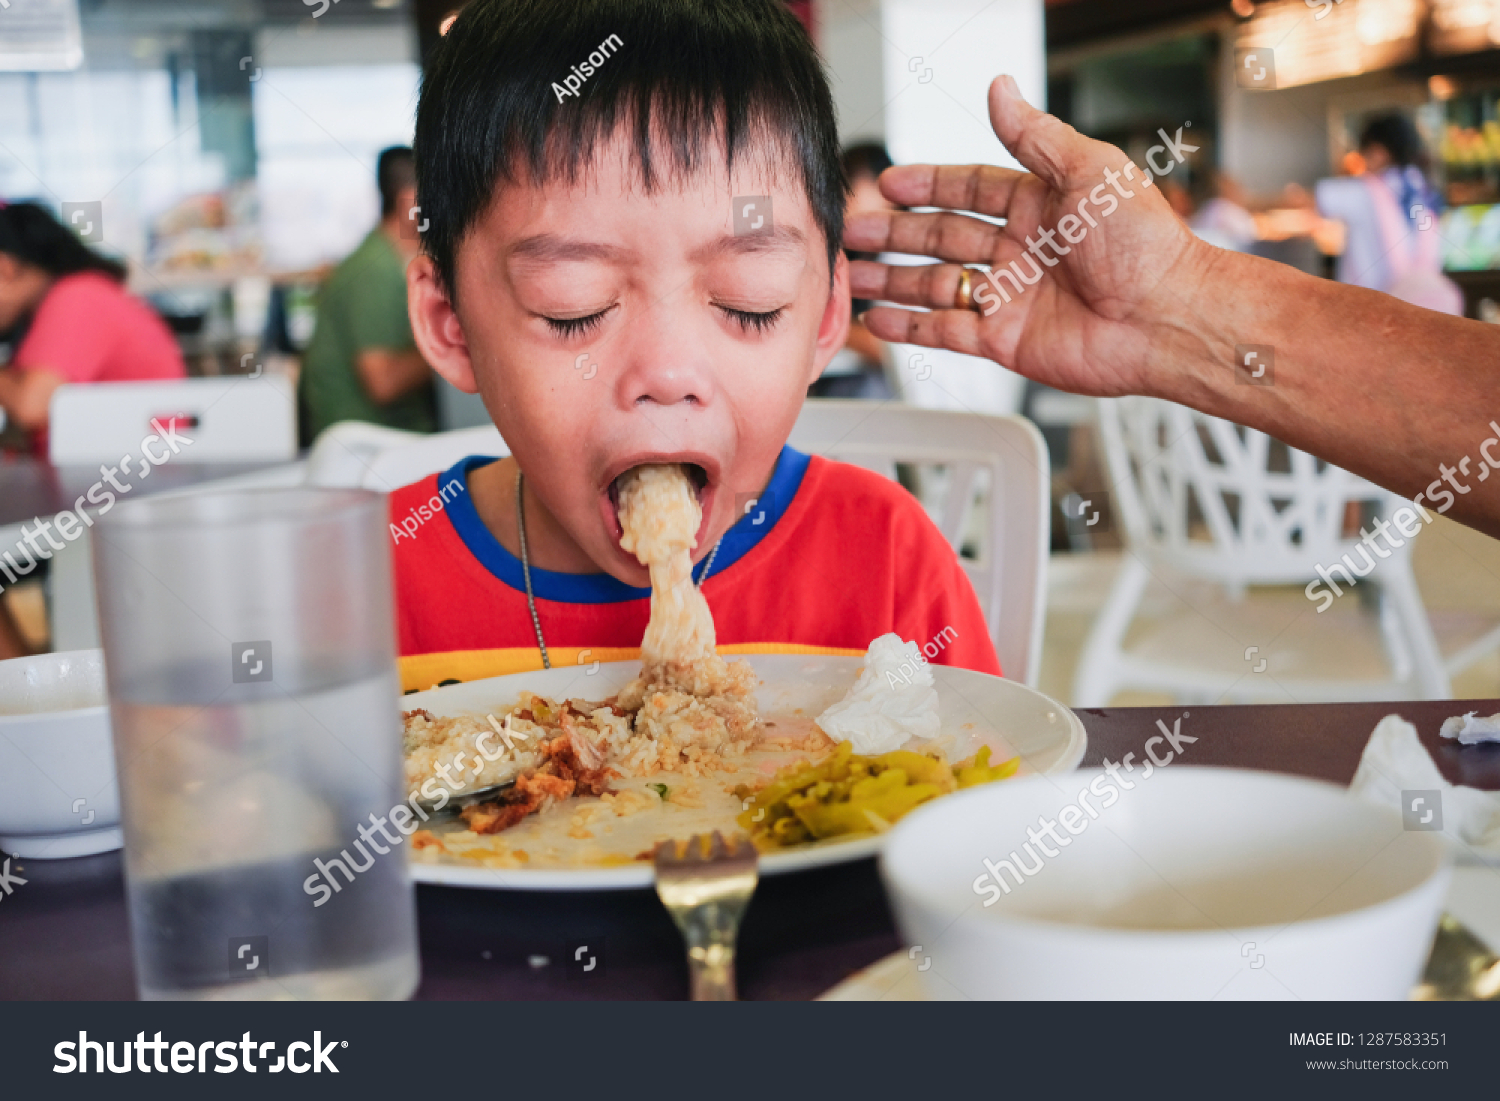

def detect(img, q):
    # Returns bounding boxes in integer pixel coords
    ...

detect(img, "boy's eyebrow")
[508,234,632,263]
[694,224,807,261]
[507,225,808,265]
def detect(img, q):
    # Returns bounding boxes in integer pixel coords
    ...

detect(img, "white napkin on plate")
[1349,715,1500,860]
[816,633,941,755]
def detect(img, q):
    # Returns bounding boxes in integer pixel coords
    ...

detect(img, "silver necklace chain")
[516,469,723,670]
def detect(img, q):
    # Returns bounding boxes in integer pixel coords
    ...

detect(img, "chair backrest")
[304,421,506,491]
[304,421,427,489]
[1097,396,1410,584]
[48,378,297,465]
[789,400,1050,686]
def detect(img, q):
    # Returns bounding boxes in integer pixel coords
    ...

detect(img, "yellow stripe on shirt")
[398,642,865,694]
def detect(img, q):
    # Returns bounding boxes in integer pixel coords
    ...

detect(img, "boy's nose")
[615,349,715,409]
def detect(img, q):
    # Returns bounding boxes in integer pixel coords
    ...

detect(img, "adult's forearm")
[356,348,432,405]
[0,366,60,431]
[1147,242,1500,538]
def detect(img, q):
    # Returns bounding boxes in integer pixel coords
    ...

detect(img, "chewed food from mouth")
[613,463,758,753]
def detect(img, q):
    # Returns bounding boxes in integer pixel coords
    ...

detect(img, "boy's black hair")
[414,0,844,302]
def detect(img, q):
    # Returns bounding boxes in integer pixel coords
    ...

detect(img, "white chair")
[48,377,297,465]
[789,400,1050,686]
[304,421,506,491]
[1072,396,1480,705]
[43,377,301,651]
[307,402,1051,684]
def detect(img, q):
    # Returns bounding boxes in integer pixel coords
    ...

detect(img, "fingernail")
[1000,74,1025,102]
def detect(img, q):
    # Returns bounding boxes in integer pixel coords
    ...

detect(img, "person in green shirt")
[298,146,437,443]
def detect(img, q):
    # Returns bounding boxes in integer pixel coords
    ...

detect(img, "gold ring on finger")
[953,267,975,312]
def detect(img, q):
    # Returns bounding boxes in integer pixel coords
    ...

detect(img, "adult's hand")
[845,75,1216,398]
[846,74,1500,541]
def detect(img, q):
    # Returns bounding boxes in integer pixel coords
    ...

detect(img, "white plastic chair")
[1073,396,1465,705]
[789,400,1050,686]
[48,377,297,465]
[306,402,1051,684]
[304,421,507,491]
[42,377,300,651]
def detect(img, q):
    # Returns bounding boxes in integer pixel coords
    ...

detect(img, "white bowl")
[882,767,1450,1000]
[0,650,122,858]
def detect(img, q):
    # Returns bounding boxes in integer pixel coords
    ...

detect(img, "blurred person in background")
[809,142,897,399]
[1188,171,1259,253]
[1316,114,1462,314]
[0,200,185,459]
[298,146,437,443]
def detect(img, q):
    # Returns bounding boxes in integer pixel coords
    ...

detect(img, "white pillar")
[877,0,1046,415]
[880,0,1045,170]
[817,0,890,144]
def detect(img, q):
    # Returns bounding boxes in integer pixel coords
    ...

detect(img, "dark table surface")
[4,699,1497,1001]
[0,455,290,530]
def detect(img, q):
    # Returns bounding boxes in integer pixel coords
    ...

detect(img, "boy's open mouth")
[602,458,716,558]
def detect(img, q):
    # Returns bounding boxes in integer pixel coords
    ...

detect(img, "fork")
[654,832,759,1001]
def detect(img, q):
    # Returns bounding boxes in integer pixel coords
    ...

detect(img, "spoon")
[414,778,516,815]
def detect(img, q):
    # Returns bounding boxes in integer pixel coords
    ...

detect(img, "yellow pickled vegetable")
[955,745,1020,788]
[736,741,1019,850]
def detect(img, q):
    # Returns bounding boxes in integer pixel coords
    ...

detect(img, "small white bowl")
[0,650,122,858]
[882,767,1450,1000]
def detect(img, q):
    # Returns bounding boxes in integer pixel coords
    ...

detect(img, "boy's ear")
[407,254,478,393]
[808,250,853,387]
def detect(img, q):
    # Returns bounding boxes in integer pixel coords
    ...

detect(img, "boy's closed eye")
[512,230,806,340]
[539,303,786,339]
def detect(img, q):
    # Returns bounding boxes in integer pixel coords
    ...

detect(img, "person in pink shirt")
[0,201,185,459]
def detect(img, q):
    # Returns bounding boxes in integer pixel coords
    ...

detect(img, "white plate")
[404,654,1085,891]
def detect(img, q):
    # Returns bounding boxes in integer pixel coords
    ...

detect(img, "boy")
[392,0,1000,689]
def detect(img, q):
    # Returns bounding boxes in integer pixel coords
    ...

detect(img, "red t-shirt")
[389,447,1001,691]
[13,271,186,457]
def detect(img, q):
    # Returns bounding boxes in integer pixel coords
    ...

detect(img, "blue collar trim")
[439,445,810,604]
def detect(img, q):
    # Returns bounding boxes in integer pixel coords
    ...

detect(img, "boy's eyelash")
[545,304,783,337]
[720,306,784,334]
[544,309,611,338]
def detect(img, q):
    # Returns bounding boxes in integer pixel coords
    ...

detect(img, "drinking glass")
[93,487,419,1000]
